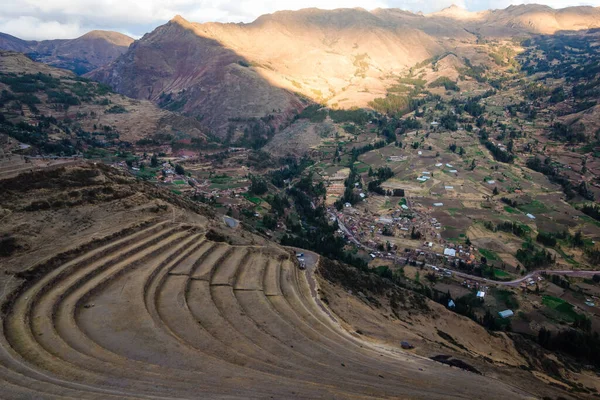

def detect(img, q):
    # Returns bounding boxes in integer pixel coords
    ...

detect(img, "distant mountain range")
[0,30,133,74]
[3,4,600,135]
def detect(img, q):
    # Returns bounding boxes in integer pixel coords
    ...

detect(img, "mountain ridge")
[87,4,600,137]
[0,30,134,74]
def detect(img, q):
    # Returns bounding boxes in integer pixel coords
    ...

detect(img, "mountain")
[0,30,134,74]
[426,4,600,36]
[88,5,600,137]
[0,51,206,154]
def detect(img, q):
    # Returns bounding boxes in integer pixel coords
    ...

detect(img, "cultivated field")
[0,216,535,398]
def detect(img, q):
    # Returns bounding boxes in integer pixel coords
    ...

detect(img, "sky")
[0,0,598,40]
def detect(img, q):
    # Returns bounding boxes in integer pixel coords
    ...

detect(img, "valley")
[1,3,600,399]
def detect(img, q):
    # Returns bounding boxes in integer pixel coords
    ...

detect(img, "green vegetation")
[105,105,128,114]
[494,289,519,310]
[297,104,327,122]
[479,248,499,262]
[329,108,370,125]
[428,77,459,91]
[517,200,548,214]
[542,296,580,322]
[493,268,510,278]
[515,241,555,270]
[244,194,262,205]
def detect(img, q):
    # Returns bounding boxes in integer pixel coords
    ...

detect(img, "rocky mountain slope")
[0,51,206,154]
[88,5,600,137]
[0,30,133,74]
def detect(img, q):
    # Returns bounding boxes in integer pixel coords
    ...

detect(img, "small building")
[526,213,536,219]
[476,291,486,299]
[401,341,414,349]
[433,202,444,207]
[448,300,456,308]
[445,186,454,190]
[444,248,456,257]
[498,310,514,319]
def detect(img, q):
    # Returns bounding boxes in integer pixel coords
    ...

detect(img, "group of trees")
[367,167,394,195]
[479,129,514,163]
[527,157,594,200]
[515,241,555,270]
[538,327,600,368]
[248,174,268,195]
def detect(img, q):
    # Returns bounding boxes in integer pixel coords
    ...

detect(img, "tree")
[493,187,499,196]
[175,164,185,175]
[150,154,159,168]
[249,174,268,195]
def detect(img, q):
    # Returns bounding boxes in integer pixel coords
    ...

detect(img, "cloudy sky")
[0,0,598,40]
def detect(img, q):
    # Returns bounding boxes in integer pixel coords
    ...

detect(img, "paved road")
[330,210,599,287]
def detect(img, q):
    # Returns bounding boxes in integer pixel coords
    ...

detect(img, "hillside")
[0,30,133,74]
[88,5,600,137]
[0,51,206,155]
[0,163,572,399]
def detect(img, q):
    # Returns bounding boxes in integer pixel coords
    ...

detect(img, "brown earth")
[0,163,578,399]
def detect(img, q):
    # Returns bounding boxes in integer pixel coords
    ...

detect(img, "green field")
[542,295,579,322]
[244,194,262,205]
[518,200,549,214]
[494,268,510,278]
[504,206,520,214]
[480,248,500,261]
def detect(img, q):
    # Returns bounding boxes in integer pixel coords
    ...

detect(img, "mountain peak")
[428,4,481,20]
[170,15,190,24]
[79,30,134,46]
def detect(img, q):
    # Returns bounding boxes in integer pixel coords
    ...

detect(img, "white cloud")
[0,16,85,40]
[1,0,599,40]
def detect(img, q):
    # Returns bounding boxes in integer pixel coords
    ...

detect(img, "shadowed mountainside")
[0,30,134,75]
